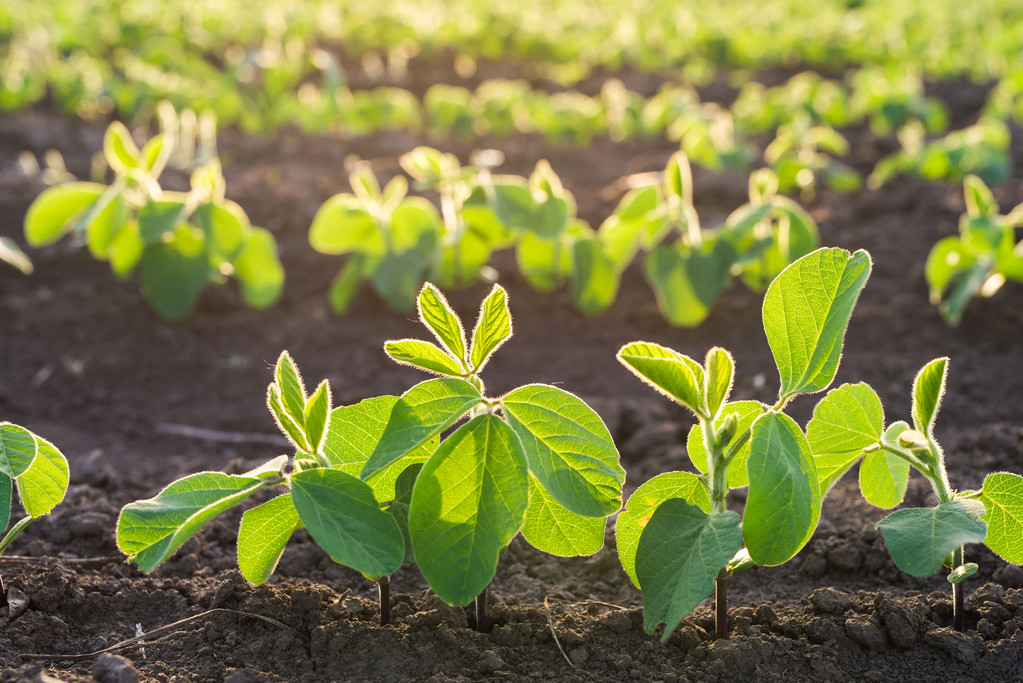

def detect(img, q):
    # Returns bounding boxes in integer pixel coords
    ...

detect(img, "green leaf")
[328,255,367,314]
[686,401,765,488]
[323,396,435,500]
[417,284,468,362]
[109,222,144,278]
[616,471,711,588]
[491,181,536,230]
[361,378,483,481]
[388,463,423,564]
[571,237,619,314]
[195,202,249,262]
[644,243,731,328]
[533,196,571,239]
[238,493,299,585]
[233,227,284,309]
[469,285,512,372]
[104,121,141,172]
[138,199,187,244]
[141,134,168,175]
[17,435,69,518]
[373,249,432,312]
[963,175,997,218]
[0,423,37,478]
[384,339,464,376]
[948,563,979,584]
[876,500,988,576]
[0,474,11,532]
[0,237,33,274]
[617,341,705,416]
[117,471,267,572]
[274,351,308,429]
[409,415,529,605]
[859,449,910,509]
[636,501,742,641]
[304,381,331,453]
[703,347,734,418]
[138,225,209,321]
[24,182,105,247]
[806,382,884,493]
[979,472,1023,564]
[309,195,384,256]
[744,413,821,565]
[502,384,624,517]
[764,248,872,399]
[85,193,130,259]
[521,476,605,557]
[290,468,405,578]
[912,357,948,437]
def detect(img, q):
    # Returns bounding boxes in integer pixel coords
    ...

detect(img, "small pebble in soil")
[92,654,137,683]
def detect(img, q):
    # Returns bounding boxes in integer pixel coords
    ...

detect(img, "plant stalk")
[475,588,491,633]
[715,569,729,640]
[377,577,391,626]
[953,546,966,632]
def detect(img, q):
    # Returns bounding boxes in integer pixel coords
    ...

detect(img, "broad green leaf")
[434,230,491,289]
[686,401,765,488]
[521,476,605,557]
[309,195,384,256]
[384,339,464,376]
[85,193,130,260]
[0,423,37,478]
[0,474,11,532]
[195,201,249,263]
[912,357,948,437]
[373,250,430,312]
[328,255,367,314]
[644,244,731,328]
[980,472,1023,564]
[418,284,467,362]
[24,183,105,247]
[362,378,483,481]
[389,463,423,564]
[806,383,884,492]
[616,471,711,588]
[516,232,567,291]
[109,222,144,278]
[290,468,405,578]
[324,396,435,500]
[502,384,624,517]
[636,501,742,641]
[104,121,141,172]
[764,248,871,399]
[617,341,706,416]
[117,471,267,572]
[274,351,308,428]
[0,237,32,274]
[138,199,187,244]
[571,237,619,314]
[491,181,536,230]
[409,415,529,605]
[963,175,997,218]
[876,500,988,576]
[744,413,821,565]
[703,347,734,417]
[267,384,312,452]
[859,449,910,509]
[533,196,571,239]
[138,226,209,320]
[304,381,331,453]
[469,285,512,372]
[234,227,284,309]
[17,436,69,518]
[238,494,299,585]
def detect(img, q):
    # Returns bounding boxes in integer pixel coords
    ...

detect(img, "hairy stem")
[475,588,491,633]
[377,578,391,626]
[953,546,966,632]
[715,569,729,640]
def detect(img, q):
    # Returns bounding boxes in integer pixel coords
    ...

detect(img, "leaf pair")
[266,352,332,455]
[0,423,70,535]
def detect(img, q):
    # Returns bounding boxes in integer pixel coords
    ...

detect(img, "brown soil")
[1,92,1022,682]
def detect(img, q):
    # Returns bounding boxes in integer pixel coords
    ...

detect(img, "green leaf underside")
[980,472,1023,564]
[117,472,266,572]
[686,401,765,488]
[0,423,37,479]
[744,412,821,566]
[17,436,70,518]
[876,500,988,576]
[385,339,464,376]
[290,468,404,578]
[0,475,12,532]
[912,358,948,436]
[469,285,512,372]
[418,284,467,362]
[502,384,624,517]
[361,378,483,481]
[616,471,711,588]
[234,227,285,309]
[238,494,299,585]
[275,352,308,429]
[617,342,705,415]
[636,501,742,641]
[410,415,529,605]
[764,248,871,398]
[806,383,884,492]
[860,450,910,509]
[323,396,435,501]
[521,476,605,557]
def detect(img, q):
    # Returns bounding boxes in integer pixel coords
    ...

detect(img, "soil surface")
[1,79,1023,682]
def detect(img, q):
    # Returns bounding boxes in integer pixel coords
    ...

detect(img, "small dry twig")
[544,596,575,669]
[19,608,301,661]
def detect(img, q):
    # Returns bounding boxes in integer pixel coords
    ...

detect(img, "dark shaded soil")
[0,93,1022,682]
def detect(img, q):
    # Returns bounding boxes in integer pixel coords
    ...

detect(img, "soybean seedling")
[616,247,871,641]
[0,424,70,607]
[805,357,1023,631]
[117,352,430,625]
[368,283,624,630]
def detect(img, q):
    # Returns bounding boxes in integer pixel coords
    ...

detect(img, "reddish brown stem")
[377,578,391,627]
[475,588,491,633]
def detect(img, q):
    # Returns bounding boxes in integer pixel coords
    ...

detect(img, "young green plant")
[369,282,624,630]
[0,424,70,605]
[117,352,429,625]
[615,247,871,641]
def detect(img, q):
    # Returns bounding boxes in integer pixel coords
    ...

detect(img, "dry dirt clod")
[92,653,138,683]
